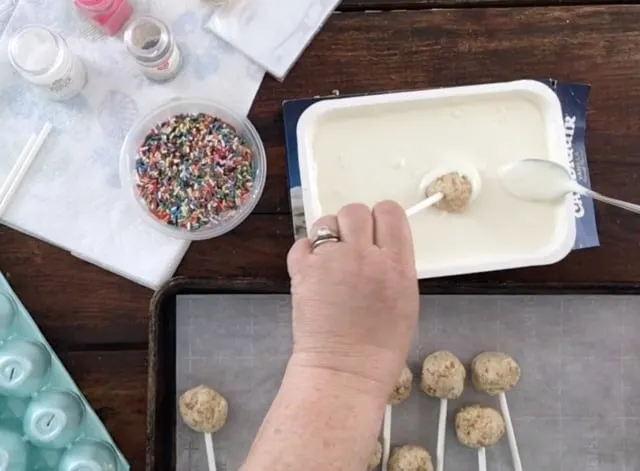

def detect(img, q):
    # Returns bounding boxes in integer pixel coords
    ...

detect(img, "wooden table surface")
[2,2,640,468]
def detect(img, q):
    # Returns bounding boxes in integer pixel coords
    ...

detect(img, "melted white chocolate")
[309,93,563,274]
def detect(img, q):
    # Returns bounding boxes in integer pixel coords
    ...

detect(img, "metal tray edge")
[145,276,640,470]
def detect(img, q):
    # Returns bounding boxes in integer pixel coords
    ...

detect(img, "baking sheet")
[175,295,640,471]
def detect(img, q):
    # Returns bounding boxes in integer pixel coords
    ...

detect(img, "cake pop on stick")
[455,405,505,471]
[368,441,383,471]
[407,163,482,216]
[382,365,414,471]
[179,385,229,471]
[420,351,466,471]
[472,352,522,471]
[388,445,434,471]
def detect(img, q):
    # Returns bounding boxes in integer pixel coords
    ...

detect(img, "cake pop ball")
[409,162,481,217]
[367,441,382,471]
[455,405,505,449]
[390,364,413,405]
[472,352,521,395]
[389,445,434,471]
[420,351,466,399]
[179,385,228,433]
[426,172,473,213]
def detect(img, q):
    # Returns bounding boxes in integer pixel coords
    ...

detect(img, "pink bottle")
[74,0,134,36]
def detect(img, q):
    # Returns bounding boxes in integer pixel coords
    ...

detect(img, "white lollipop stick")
[0,134,35,200]
[499,392,522,471]
[0,122,52,216]
[382,404,392,471]
[204,432,217,471]
[436,398,447,471]
[478,447,487,471]
[405,193,443,217]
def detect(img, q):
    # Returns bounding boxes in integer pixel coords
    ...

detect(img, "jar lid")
[8,26,65,77]
[124,17,172,65]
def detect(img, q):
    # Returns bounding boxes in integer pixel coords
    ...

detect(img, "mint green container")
[0,273,129,471]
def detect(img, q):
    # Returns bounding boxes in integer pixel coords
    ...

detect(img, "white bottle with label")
[124,16,182,82]
[8,26,87,101]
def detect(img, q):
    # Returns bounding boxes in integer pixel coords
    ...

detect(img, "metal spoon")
[499,158,640,215]
[405,162,482,217]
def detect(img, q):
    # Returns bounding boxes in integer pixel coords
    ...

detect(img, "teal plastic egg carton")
[0,273,129,471]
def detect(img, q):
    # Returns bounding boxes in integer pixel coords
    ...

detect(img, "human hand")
[287,202,419,398]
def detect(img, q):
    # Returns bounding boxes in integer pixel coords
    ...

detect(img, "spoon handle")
[579,187,640,215]
[405,193,443,217]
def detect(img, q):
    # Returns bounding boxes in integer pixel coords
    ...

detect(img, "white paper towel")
[205,0,339,80]
[0,0,265,289]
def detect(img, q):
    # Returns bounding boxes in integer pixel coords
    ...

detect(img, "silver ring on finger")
[311,226,340,251]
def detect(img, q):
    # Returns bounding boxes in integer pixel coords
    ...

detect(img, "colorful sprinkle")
[135,113,255,231]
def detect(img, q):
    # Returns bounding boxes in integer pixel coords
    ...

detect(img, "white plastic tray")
[296,80,576,279]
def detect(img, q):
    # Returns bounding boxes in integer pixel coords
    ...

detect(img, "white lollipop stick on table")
[478,447,487,471]
[0,122,52,216]
[436,398,447,471]
[0,134,35,212]
[382,404,392,471]
[204,432,217,471]
[499,392,522,471]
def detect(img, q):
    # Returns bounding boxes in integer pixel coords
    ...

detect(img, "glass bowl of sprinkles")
[120,98,267,240]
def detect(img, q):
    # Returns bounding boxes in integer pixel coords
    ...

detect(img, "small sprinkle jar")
[123,16,182,82]
[8,26,87,101]
[119,99,267,240]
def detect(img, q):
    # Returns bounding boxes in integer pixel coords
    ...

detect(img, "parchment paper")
[176,295,640,471]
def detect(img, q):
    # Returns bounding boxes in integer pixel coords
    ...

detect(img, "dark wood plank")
[340,0,448,8]
[21,204,631,297]
[8,199,640,348]
[0,226,151,348]
[180,201,640,287]
[58,350,148,470]
[338,0,626,10]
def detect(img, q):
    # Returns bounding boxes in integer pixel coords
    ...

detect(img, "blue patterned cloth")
[0,0,265,289]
